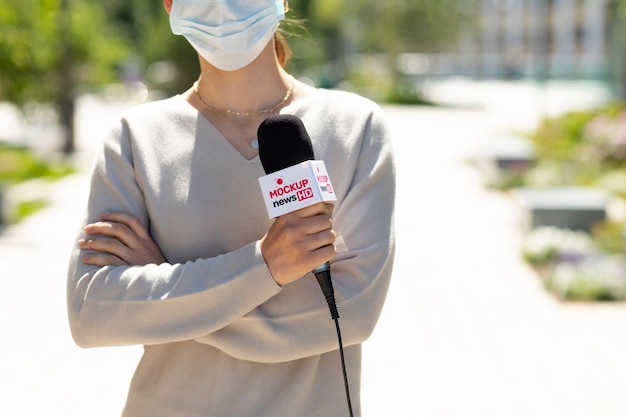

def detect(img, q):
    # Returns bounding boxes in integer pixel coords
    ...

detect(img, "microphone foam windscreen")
[257,114,315,174]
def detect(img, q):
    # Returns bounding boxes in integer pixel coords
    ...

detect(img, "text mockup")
[258,160,336,218]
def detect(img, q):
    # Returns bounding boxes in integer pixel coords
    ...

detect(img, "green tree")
[102,0,199,93]
[345,0,470,54]
[0,0,128,153]
[287,0,474,100]
[349,0,475,100]
[1,0,475,156]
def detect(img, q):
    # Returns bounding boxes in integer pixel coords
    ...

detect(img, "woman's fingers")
[78,235,129,258]
[99,211,152,240]
[295,202,332,219]
[80,212,166,266]
[291,204,335,250]
[83,213,147,249]
[260,203,336,286]
[78,234,135,267]
[83,221,134,250]
[79,248,126,267]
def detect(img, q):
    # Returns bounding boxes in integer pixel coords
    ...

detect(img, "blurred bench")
[482,135,535,171]
[514,187,609,232]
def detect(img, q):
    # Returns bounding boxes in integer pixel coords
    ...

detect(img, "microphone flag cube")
[258,160,336,218]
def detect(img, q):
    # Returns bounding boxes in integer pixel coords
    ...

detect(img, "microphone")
[257,114,354,417]
[257,114,338,319]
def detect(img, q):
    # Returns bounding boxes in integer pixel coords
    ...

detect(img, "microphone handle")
[312,261,330,275]
[312,262,339,320]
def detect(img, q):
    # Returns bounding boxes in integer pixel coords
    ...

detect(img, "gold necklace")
[193,79,295,122]
[193,79,295,149]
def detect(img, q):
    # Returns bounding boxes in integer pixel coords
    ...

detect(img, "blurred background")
[2,0,626,154]
[3,0,626,416]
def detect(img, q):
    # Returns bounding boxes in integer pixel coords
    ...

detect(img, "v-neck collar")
[173,90,322,162]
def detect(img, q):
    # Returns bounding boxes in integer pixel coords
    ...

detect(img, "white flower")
[523,226,597,264]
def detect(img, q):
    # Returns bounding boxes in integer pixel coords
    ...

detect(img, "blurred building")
[425,0,609,80]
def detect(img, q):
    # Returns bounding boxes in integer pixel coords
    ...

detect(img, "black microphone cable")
[312,262,354,417]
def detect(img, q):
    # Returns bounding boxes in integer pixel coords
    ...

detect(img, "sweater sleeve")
[67,119,283,348]
[193,102,396,363]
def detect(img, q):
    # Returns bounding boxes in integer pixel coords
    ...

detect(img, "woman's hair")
[275,14,307,68]
[274,31,292,68]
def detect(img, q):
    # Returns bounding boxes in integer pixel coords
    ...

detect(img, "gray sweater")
[67,88,395,417]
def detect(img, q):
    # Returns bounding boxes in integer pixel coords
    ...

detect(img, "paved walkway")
[1,83,626,416]
[362,102,626,417]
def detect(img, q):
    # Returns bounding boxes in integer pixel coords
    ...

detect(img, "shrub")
[0,143,73,185]
[523,226,626,301]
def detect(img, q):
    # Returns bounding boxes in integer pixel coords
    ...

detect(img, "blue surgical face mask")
[170,0,286,71]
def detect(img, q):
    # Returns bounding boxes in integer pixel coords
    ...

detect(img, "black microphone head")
[257,114,315,174]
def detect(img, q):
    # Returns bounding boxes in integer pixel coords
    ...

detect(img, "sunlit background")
[2,0,626,147]
[3,1,626,416]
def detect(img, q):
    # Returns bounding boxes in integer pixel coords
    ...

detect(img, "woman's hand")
[260,203,336,286]
[78,212,166,267]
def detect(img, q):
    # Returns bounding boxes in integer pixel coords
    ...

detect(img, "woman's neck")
[191,42,292,115]
[181,40,305,160]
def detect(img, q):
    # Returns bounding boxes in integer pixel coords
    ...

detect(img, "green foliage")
[515,103,626,302]
[344,0,474,54]
[517,102,626,190]
[553,277,616,302]
[0,0,128,104]
[592,220,626,254]
[1,0,473,105]
[101,0,199,93]
[529,111,597,162]
[285,0,474,97]
[0,143,73,185]
[16,199,50,221]
[522,226,626,302]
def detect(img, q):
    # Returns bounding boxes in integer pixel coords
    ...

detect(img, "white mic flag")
[258,160,336,219]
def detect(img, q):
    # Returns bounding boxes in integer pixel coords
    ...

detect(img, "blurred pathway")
[1,82,625,416]
[362,103,626,417]
[0,95,143,416]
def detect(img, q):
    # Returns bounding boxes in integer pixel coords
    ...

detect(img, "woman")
[67,1,395,416]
